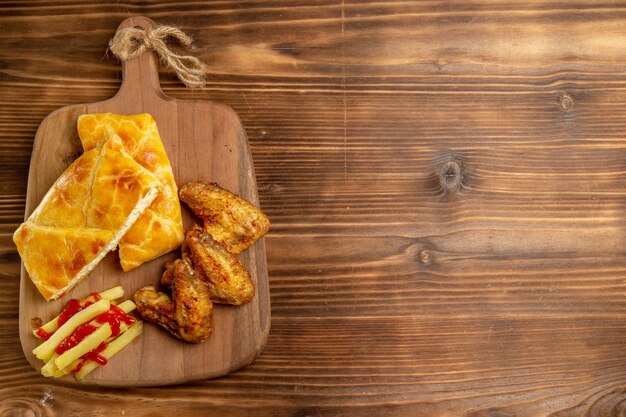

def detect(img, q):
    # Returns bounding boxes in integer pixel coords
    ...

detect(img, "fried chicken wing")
[134,258,213,343]
[161,242,191,288]
[179,182,270,254]
[136,183,262,342]
[186,226,255,305]
[160,261,176,287]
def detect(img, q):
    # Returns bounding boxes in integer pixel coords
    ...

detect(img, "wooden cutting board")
[17,16,270,387]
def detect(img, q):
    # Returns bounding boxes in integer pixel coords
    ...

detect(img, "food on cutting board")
[179,182,270,254]
[184,226,255,305]
[18,108,267,354]
[32,286,143,380]
[134,182,269,343]
[77,113,185,271]
[134,258,213,343]
[13,135,161,300]
[34,286,124,338]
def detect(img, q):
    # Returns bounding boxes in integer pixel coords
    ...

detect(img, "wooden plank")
[2,0,626,415]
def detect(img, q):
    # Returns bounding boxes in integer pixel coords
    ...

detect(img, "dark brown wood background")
[3,1,626,416]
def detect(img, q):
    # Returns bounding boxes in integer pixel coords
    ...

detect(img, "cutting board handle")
[112,16,170,104]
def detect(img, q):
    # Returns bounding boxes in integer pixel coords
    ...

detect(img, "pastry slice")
[14,135,161,300]
[14,225,115,301]
[77,113,184,271]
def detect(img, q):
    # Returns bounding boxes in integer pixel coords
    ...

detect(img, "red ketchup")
[71,342,108,374]
[34,293,103,340]
[68,309,135,372]
[55,322,97,354]
[37,293,136,373]
[57,299,83,328]
[35,328,51,341]
[95,306,136,337]
[56,293,102,328]
[71,361,85,374]
[82,342,108,366]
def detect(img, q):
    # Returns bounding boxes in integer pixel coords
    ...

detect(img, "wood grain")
[3,0,626,414]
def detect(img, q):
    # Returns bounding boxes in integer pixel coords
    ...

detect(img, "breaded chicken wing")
[134,258,213,343]
[136,183,264,343]
[179,182,270,254]
[161,242,191,287]
[186,225,255,305]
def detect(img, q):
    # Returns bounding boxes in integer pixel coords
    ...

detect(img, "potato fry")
[116,300,136,314]
[98,286,124,301]
[75,321,143,380]
[35,317,59,339]
[45,300,138,376]
[56,359,79,377]
[33,286,143,380]
[33,299,110,361]
[41,353,60,377]
[55,323,112,370]
[34,286,124,338]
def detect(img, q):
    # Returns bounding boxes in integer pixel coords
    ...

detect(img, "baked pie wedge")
[77,113,184,271]
[14,135,162,300]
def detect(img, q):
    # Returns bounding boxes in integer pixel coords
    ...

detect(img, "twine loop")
[109,25,206,88]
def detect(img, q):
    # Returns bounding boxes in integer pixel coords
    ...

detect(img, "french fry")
[55,323,112,370]
[98,286,124,301]
[34,286,124,338]
[56,360,79,378]
[33,286,143,380]
[33,299,110,361]
[115,300,136,314]
[35,317,59,339]
[75,321,143,380]
[53,300,138,376]
[41,353,60,377]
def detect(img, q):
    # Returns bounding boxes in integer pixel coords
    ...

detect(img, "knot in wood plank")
[560,94,574,111]
[439,160,463,193]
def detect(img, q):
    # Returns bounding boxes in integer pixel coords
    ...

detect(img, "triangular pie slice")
[77,113,184,271]
[14,225,116,301]
[14,135,162,300]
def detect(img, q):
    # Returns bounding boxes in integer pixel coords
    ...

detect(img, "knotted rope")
[109,25,206,88]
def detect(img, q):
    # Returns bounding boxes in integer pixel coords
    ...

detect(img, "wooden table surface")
[3,1,626,416]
